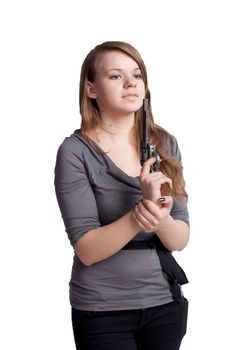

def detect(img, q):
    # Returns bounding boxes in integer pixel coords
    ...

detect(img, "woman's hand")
[140,157,172,203]
[132,197,173,233]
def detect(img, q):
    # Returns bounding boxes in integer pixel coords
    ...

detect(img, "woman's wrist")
[155,214,174,232]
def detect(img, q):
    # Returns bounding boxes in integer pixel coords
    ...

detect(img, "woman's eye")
[110,75,121,80]
[134,74,142,79]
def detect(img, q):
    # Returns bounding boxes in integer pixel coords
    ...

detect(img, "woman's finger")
[142,196,173,215]
[132,211,152,232]
[137,201,158,226]
[141,172,173,190]
[140,157,157,176]
[134,204,155,231]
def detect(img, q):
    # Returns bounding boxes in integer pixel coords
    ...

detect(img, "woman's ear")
[86,81,97,99]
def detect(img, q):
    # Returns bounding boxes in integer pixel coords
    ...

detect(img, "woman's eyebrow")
[107,67,141,72]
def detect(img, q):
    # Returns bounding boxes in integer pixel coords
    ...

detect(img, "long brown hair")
[79,41,187,199]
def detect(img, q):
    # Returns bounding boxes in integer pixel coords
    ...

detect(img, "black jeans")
[71,298,188,350]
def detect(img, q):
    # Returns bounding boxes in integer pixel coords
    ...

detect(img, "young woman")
[54,41,190,350]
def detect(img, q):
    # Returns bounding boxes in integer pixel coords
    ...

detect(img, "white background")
[0,0,232,349]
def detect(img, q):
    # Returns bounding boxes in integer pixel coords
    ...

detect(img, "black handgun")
[140,98,160,173]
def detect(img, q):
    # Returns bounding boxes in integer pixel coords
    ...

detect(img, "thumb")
[158,195,173,210]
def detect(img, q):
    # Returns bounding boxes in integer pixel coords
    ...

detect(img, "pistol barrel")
[142,98,149,144]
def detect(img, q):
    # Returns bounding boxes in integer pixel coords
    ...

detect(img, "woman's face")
[87,50,146,118]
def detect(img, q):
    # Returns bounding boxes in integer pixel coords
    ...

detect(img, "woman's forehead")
[97,50,139,72]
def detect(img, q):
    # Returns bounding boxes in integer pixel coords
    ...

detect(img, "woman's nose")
[123,76,137,88]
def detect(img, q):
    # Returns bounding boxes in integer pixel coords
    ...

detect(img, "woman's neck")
[97,113,135,144]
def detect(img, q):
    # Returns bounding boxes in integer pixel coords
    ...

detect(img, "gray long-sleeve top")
[54,130,189,311]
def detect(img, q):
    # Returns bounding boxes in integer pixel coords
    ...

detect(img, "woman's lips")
[122,94,138,98]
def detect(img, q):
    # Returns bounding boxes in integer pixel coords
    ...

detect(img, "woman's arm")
[55,137,189,266]
[133,197,190,251]
[55,137,141,267]
[156,217,190,251]
[75,211,140,266]
[76,194,189,266]
[132,156,190,251]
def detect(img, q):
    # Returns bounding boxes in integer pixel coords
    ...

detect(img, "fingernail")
[158,197,166,203]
